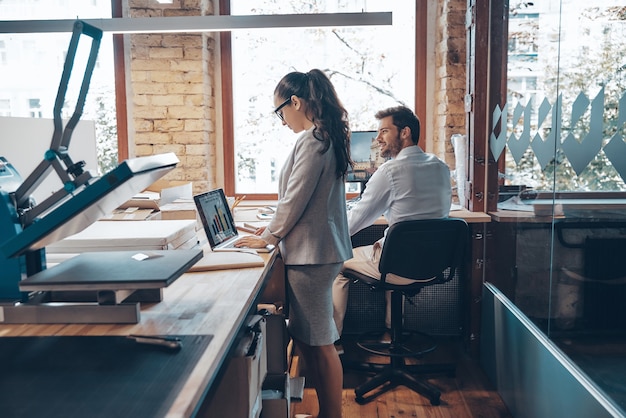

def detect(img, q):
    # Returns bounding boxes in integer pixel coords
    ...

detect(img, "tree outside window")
[230,0,415,194]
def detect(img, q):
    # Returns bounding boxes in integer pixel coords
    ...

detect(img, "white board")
[0,116,98,205]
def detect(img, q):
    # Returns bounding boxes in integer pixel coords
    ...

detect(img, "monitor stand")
[0,249,202,324]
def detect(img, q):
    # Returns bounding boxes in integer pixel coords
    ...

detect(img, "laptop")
[193,188,274,253]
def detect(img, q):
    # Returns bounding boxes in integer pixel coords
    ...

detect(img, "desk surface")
[492,196,626,223]
[0,250,278,418]
[235,202,490,224]
[451,207,491,223]
[489,209,558,223]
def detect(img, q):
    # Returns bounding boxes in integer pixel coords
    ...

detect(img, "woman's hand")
[235,235,269,249]
[254,226,266,236]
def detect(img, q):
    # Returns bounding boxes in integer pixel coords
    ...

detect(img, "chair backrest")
[378,218,469,284]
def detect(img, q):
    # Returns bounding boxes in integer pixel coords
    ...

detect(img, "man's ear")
[401,126,411,141]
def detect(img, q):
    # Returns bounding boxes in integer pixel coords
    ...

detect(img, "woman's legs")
[286,263,344,418]
[295,338,343,418]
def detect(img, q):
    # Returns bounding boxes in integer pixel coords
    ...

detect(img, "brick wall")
[434,0,467,171]
[127,0,216,194]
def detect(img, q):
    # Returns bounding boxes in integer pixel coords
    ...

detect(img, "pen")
[127,334,182,350]
[232,195,247,209]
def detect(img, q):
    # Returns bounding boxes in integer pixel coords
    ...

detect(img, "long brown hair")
[274,69,353,178]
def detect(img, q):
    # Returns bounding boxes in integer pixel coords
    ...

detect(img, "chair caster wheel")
[430,395,441,406]
[355,396,367,405]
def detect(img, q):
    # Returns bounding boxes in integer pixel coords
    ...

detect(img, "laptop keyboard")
[218,239,239,249]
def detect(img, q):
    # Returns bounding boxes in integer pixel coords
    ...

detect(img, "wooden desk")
[451,207,491,223]
[236,203,491,224]
[491,194,626,223]
[489,209,560,223]
[0,250,280,418]
[366,208,490,225]
[447,208,490,356]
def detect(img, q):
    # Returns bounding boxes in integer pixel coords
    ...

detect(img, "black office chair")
[342,218,469,405]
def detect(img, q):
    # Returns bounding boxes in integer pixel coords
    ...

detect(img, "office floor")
[290,335,512,418]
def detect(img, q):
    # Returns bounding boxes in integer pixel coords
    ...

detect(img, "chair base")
[343,279,464,405]
[352,357,456,405]
[343,329,456,405]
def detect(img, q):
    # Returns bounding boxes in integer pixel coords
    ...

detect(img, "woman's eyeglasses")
[274,98,291,121]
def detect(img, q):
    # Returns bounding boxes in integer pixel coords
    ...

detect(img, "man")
[333,105,452,335]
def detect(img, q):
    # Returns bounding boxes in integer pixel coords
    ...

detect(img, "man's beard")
[380,133,402,158]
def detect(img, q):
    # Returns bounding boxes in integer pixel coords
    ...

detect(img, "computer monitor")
[347,130,386,194]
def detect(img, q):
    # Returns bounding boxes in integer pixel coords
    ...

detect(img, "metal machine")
[0,21,201,323]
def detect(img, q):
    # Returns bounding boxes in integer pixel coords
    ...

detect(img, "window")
[0,40,6,66]
[0,99,10,116]
[28,98,42,118]
[498,1,626,191]
[0,0,117,176]
[227,0,415,195]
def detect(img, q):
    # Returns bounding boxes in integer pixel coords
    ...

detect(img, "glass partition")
[491,0,626,412]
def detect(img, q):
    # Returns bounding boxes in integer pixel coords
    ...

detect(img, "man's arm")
[347,166,392,236]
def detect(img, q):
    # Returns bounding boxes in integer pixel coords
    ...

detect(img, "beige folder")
[188,248,265,272]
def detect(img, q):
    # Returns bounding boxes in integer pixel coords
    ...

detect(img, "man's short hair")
[375,106,420,145]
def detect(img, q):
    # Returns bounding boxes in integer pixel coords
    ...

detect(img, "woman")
[235,69,353,418]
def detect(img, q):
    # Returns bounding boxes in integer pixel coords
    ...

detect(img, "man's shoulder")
[402,150,449,169]
[385,151,445,167]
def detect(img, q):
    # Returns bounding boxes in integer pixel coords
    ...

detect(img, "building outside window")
[0,99,10,117]
[0,40,7,66]
[28,98,42,118]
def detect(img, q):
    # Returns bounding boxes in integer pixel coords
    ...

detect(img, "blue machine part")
[0,158,47,300]
[0,161,26,300]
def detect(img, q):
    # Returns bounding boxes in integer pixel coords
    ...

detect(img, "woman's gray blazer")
[260,127,353,265]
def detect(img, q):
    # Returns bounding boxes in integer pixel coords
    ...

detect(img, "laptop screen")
[194,189,238,248]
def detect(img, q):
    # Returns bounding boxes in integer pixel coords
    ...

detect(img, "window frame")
[112,0,128,164]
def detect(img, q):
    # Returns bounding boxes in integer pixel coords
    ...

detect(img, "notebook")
[193,188,274,253]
